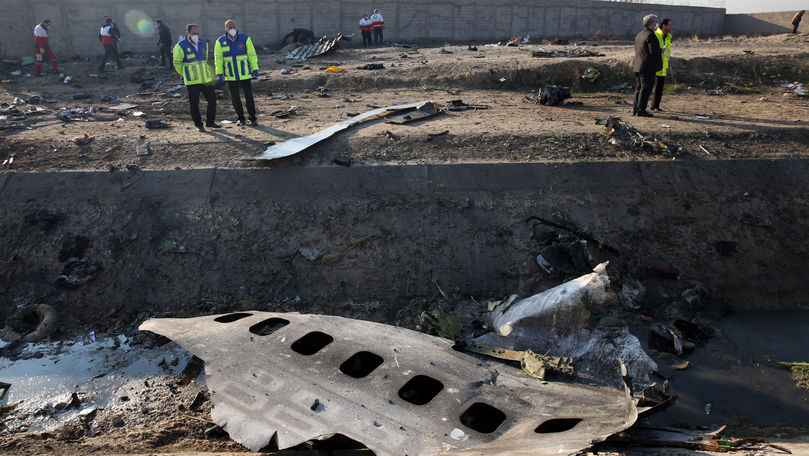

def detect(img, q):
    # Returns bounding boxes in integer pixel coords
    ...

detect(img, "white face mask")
[228,28,237,37]
[190,34,199,44]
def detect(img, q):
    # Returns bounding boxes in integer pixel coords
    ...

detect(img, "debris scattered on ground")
[108,103,138,111]
[286,34,344,60]
[427,130,449,140]
[458,340,574,381]
[532,48,604,58]
[57,108,98,122]
[537,85,572,106]
[324,65,345,72]
[71,134,95,145]
[596,117,671,154]
[417,308,462,340]
[1,304,59,342]
[445,99,489,111]
[581,66,600,82]
[780,82,807,96]
[269,107,299,119]
[144,120,169,129]
[357,63,384,70]
[706,85,738,95]
[505,35,530,46]
[607,82,632,92]
[280,28,315,49]
[385,101,441,124]
[382,130,400,140]
[56,258,100,288]
[298,246,320,261]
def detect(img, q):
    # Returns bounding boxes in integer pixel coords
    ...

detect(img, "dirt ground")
[1,33,808,171]
[1,33,809,455]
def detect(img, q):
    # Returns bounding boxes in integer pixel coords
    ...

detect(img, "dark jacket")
[157,23,172,45]
[632,27,662,74]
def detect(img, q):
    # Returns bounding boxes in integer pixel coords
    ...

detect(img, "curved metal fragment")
[140,312,636,455]
[258,102,424,159]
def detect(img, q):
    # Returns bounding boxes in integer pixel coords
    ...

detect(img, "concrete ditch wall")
[0,0,725,59]
[1,160,808,322]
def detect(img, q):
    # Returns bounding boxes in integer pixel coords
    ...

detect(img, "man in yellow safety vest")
[173,24,219,132]
[650,19,672,112]
[214,19,260,126]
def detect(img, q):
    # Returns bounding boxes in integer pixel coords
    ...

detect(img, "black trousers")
[361,31,372,47]
[633,71,656,114]
[373,28,383,45]
[98,43,121,71]
[651,75,666,110]
[793,23,800,34]
[187,84,216,127]
[227,79,256,121]
[158,43,171,66]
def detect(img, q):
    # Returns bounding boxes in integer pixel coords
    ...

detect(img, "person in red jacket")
[359,15,372,47]
[370,9,384,45]
[33,19,59,76]
[98,16,124,72]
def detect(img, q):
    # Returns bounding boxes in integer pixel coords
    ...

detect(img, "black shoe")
[205,122,221,128]
[196,125,206,132]
[249,118,258,126]
[636,111,654,117]
[236,119,246,126]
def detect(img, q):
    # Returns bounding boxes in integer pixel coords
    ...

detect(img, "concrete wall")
[724,11,800,35]
[0,0,725,59]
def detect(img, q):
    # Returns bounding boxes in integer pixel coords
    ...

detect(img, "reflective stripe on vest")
[217,34,254,81]
[177,39,213,85]
[655,30,672,77]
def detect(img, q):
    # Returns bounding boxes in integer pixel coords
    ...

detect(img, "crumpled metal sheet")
[477,263,657,391]
[257,102,425,160]
[285,34,343,60]
[385,101,442,124]
[490,262,615,338]
[140,311,637,455]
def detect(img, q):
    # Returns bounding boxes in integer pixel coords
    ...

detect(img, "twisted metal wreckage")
[140,263,657,455]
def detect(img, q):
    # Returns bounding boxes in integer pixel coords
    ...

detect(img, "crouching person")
[215,19,260,126]
[173,24,220,132]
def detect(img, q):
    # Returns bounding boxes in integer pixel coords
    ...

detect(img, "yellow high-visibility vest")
[655,29,672,77]
[173,37,214,85]
[214,33,258,81]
